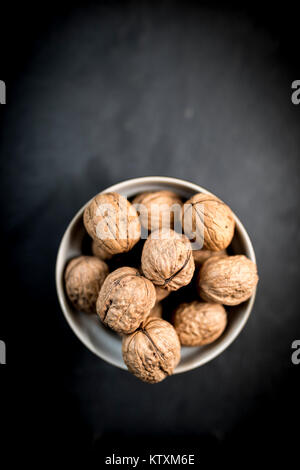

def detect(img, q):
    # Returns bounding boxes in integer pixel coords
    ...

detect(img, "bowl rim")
[55,176,257,373]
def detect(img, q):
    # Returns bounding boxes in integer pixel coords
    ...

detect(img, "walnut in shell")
[149,302,163,319]
[91,239,113,261]
[65,256,109,314]
[141,228,195,291]
[132,191,182,232]
[84,192,141,258]
[193,249,227,266]
[122,317,181,383]
[155,285,170,302]
[96,267,156,334]
[198,255,258,305]
[173,301,227,346]
[183,193,235,251]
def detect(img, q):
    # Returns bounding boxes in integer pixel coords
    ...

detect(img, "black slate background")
[1,1,299,464]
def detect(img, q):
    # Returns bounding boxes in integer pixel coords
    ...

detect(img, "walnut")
[173,301,227,346]
[96,267,156,334]
[132,191,182,231]
[198,255,258,305]
[149,302,163,319]
[193,249,227,266]
[122,317,181,383]
[183,193,235,251]
[91,240,113,260]
[141,228,195,291]
[155,285,170,302]
[65,256,109,313]
[84,192,141,258]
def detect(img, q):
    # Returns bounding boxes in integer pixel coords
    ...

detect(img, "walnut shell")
[198,255,258,305]
[173,301,227,346]
[132,191,182,231]
[96,267,156,334]
[91,240,113,260]
[193,249,227,266]
[84,192,141,258]
[149,302,163,319]
[65,256,109,313]
[141,228,195,291]
[183,193,235,251]
[155,285,170,302]
[122,317,181,383]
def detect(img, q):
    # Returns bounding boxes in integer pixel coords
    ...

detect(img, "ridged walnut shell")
[132,191,182,231]
[96,267,156,334]
[91,240,113,261]
[193,249,227,266]
[155,285,170,302]
[198,255,258,305]
[84,192,141,258]
[141,229,195,291]
[183,193,235,251]
[173,301,227,346]
[122,318,181,383]
[149,302,163,319]
[65,256,109,314]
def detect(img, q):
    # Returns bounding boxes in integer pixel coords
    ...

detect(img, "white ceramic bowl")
[56,176,257,373]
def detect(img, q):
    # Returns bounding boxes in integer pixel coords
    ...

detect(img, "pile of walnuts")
[65,190,258,383]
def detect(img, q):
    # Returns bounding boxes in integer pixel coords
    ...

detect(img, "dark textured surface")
[1,2,300,462]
